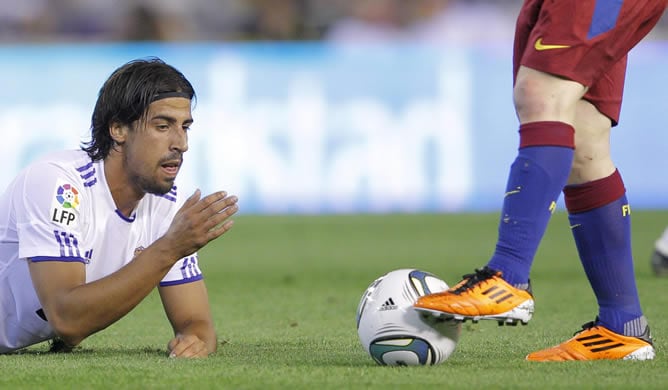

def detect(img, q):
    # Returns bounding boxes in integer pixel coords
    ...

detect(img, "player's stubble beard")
[127,152,182,196]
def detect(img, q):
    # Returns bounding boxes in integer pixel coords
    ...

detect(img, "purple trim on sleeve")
[77,161,98,187]
[159,274,203,287]
[80,170,95,180]
[30,256,87,263]
[159,186,178,202]
[75,162,93,172]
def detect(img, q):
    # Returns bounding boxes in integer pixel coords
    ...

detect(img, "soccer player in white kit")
[0,58,239,357]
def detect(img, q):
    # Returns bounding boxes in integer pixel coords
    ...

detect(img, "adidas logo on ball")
[379,298,398,311]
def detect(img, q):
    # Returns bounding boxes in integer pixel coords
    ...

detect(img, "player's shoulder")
[145,185,185,211]
[20,150,95,186]
[28,150,95,176]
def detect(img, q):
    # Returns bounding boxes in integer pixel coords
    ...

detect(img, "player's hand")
[164,189,238,259]
[167,333,210,358]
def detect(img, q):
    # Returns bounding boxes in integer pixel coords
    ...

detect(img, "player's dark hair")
[81,57,196,161]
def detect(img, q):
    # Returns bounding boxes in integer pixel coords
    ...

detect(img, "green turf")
[2,211,668,389]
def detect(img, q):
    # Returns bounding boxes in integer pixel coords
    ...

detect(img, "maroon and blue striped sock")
[564,170,646,337]
[487,121,574,288]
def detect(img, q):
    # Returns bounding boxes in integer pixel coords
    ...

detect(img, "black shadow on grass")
[8,345,168,358]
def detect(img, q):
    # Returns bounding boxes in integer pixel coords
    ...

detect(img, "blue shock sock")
[565,170,646,336]
[487,121,574,288]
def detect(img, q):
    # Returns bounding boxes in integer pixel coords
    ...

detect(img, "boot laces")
[451,266,498,294]
[574,317,653,345]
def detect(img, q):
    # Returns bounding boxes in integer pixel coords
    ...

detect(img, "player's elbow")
[52,327,86,348]
[47,314,90,348]
[51,327,85,349]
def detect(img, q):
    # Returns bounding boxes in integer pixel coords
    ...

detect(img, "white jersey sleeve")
[160,253,203,286]
[145,187,204,287]
[14,159,87,263]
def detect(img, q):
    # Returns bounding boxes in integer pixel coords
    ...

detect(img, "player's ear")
[109,121,128,146]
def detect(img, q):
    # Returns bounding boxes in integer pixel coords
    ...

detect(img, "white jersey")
[0,150,202,353]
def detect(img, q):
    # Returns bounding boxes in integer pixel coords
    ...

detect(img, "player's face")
[124,97,193,195]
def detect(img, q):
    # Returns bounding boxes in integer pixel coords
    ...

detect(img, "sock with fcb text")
[564,170,646,337]
[486,121,574,288]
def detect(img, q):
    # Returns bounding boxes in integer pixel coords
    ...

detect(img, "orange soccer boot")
[526,320,655,361]
[414,266,534,326]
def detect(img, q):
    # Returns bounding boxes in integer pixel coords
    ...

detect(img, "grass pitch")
[2,211,668,389]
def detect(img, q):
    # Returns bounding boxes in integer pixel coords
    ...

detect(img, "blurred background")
[1,0,667,214]
[2,0,668,43]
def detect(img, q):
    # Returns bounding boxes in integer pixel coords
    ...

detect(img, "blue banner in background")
[0,42,665,213]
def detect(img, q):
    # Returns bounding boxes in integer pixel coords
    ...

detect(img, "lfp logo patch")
[51,180,80,227]
[56,183,80,209]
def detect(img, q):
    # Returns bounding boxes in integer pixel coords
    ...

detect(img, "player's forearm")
[45,238,184,345]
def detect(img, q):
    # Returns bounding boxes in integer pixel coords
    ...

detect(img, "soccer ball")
[356,269,461,366]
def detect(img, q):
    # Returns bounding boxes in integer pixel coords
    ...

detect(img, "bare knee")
[568,100,615,184]
[513,66,587,124]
